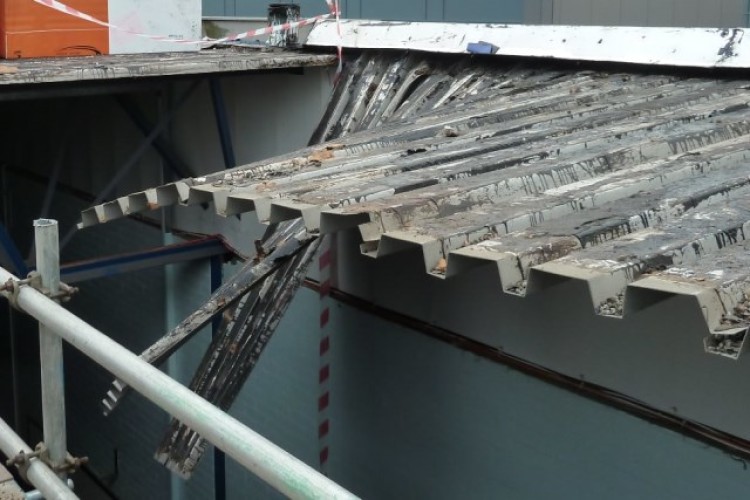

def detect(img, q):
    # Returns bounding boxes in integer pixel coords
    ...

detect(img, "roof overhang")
[308,20,748,69]
[0,49,336,100]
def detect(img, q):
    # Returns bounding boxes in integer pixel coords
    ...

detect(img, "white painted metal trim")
[307,20,748,69]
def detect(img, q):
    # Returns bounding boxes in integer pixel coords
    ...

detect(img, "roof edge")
[307,20,748,69]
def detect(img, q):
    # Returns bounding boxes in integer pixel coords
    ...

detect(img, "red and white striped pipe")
[318,236,333,473]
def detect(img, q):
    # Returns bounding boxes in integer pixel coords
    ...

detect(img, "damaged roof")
[0,48,335,90]
[79,50,750,360]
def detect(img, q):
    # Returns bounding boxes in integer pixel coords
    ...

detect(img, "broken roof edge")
[307,20,747,69]
[0,50,337,88]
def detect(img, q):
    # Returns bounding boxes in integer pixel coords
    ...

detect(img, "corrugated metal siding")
[204,0,747,26]
[203,0,527,23]
[326,294,750,500]
[552,0,747,26]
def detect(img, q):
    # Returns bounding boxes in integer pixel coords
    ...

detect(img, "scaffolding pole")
[35,219,68,477]
[0,417,78,500]
[0,262,358,500]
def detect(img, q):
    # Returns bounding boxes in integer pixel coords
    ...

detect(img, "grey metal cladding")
[204,0,527,23]
[204,0,746,26]
[81,51,750,359]
[553,0,746,27]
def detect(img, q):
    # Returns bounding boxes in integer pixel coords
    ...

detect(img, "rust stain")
[307,144,344,164]
[717,28,744,62]
[434,257,448,274]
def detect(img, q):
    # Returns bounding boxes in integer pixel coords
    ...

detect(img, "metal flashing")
[307,20,749,69]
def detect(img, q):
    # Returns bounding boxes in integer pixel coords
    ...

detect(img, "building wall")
[324,293,750,499]
[332,228,750,446]
[204,0,532,23]
[551,0,746,27]
[154,274,750,500]
[0,68,331,499]
[203,0,748,26]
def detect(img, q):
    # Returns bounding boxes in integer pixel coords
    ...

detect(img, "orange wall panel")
[0,0,109,58]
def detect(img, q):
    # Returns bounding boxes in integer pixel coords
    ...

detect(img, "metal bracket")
[53,454,89,476]
[5,443,89,481]
[5,444,43,482]
[1,272,78,309]
[1,276,25,310]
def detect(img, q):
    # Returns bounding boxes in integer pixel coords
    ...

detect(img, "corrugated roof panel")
[79,51,750,358]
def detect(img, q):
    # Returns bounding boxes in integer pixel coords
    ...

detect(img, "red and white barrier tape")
[33,0,331,45]
[333,0,343,74]
[218,13,332,45]
[322,0,344,76]
[318,236,333,473]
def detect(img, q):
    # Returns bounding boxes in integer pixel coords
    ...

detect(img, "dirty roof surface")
[0,48,336,87]
[80,51,750,360]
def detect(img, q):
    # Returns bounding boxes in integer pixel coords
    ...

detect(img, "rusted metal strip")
[101,220,315,415]
[155,229,321,477]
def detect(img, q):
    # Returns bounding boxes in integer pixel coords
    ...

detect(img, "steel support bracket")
[5,443,88,481]
[52,454,89,476]
[2,276,26,310]
[5,443,44,482]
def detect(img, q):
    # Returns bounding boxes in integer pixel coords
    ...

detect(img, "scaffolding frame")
[0,219,357,500]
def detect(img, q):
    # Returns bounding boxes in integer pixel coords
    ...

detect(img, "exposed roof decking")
[0,49,336,87]
[79,52,750,359]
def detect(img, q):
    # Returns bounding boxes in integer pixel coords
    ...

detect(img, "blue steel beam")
[209,78,237,169]
[210,255,227,500]
[0,223,29,277]
[60,236,234,284]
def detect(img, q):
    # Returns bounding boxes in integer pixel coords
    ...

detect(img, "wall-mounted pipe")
[0,417,78,500]
[0,264,358,500]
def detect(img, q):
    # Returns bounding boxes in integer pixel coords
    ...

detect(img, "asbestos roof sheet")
[80,51,750,360]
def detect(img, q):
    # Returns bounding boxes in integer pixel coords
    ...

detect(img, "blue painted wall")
[203,0,526,23]
[184,286,750,499]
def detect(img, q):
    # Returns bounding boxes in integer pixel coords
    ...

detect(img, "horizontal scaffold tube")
[0,266,358,500]
[0,417,78,500]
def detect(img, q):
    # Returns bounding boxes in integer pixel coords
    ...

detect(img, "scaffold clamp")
[1,273,78,309]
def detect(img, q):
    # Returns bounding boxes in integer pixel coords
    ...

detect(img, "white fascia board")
[307,20,748,69]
